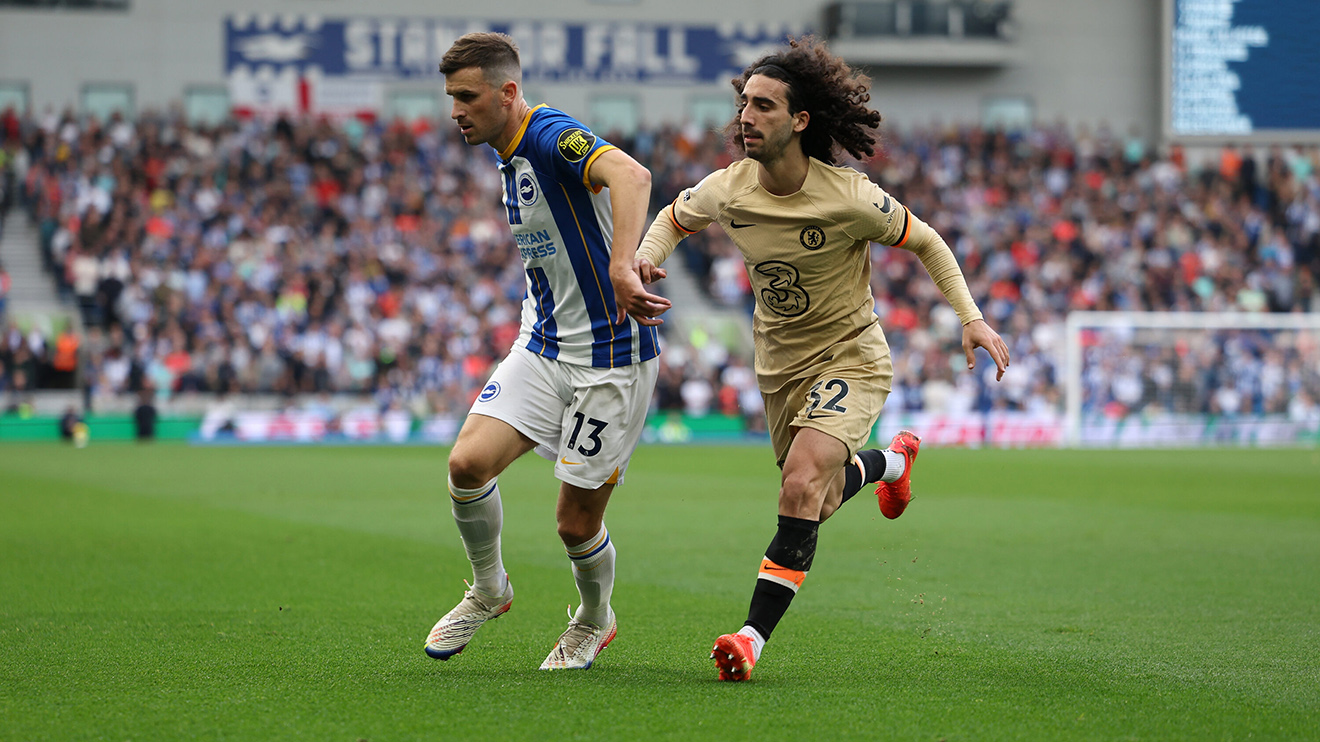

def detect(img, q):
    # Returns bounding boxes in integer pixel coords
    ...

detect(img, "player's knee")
[556,515,598,547]
[447,448,495,490]
[778,471,821,517]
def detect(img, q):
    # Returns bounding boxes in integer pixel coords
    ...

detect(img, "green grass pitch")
[2,443,1318,740]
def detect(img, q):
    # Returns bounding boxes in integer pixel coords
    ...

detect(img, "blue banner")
[1171,0,1320,135]
[225,16,807,84]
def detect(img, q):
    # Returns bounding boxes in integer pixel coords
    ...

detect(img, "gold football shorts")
[762,352,893,467]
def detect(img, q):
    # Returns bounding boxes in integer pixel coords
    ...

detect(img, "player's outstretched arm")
[589,148,671,326]
[636,204,687,274]
[962,318,1011,381]
[893,209,1010,381]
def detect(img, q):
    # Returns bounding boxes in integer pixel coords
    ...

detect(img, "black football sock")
[744,515,819,641]
[840,449,890,504]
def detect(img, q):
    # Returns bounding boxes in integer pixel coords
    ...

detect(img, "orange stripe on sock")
[758,558,806,589]
[449,482,495,503]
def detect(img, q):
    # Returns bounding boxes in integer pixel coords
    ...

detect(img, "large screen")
[1166,0,1320,141]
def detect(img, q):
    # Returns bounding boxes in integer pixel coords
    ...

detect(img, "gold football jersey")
[640,157,980,393]
[672,158,893,392]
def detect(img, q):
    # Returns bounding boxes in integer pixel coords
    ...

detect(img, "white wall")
[0,0,1162,137]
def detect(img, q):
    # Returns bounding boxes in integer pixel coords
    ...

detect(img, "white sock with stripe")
[448,476,506,600]
[566,524,615,627]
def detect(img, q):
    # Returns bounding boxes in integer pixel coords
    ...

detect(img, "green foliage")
[1,444,1317,740]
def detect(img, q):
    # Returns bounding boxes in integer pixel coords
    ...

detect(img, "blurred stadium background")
[4,3,1320,740]
[0,0,1317,448]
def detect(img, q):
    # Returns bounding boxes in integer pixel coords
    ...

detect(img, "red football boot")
[710,632,757,681]
[876,430,921,519]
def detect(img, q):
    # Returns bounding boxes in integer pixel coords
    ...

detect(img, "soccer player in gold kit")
[634,38,1011,681]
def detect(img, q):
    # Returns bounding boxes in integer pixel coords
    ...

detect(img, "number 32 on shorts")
[805,379,849,419]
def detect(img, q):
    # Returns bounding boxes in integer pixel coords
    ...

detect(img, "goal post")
[1063,311,1320,447]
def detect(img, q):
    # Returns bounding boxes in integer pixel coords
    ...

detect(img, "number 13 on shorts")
[564,411,608,459]
[554,380,650,488]
[470,347,659,490]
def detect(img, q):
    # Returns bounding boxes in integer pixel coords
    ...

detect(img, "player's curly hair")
[724,36,881,165]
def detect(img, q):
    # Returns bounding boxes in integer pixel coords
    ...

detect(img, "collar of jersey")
[499,104,548,161]
[753,156,822,199]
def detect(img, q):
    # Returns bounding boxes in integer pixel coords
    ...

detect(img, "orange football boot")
[876,430,921,519]
[711,632,757,681]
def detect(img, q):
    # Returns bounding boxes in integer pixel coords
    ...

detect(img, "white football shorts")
[469,345,660,489]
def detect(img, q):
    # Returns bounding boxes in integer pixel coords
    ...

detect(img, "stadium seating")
[1,110,1318,422]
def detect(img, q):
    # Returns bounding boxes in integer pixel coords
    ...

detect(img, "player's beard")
[743,123,794,165]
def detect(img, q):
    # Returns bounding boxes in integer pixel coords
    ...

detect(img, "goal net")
[1064,312,1320,447]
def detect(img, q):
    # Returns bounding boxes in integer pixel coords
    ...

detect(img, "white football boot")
[538,608,617,670]
[423,577,513,660]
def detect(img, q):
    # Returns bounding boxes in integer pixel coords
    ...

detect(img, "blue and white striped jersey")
[496,105,660,369]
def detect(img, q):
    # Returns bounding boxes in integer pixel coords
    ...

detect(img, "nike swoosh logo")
[559,457,584,466]
[759,561,805,584]
[874,196,892,213]
[729,220,755,229]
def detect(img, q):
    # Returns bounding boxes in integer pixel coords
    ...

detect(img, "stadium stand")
[1,107,1318,427]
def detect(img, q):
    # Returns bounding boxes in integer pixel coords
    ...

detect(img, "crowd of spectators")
[672,123,1320,422]
[2,106,522,416]
[1,102,1318,426]
[1080,327,1318,423]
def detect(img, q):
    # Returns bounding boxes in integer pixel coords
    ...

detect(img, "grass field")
[1,442,1318,741]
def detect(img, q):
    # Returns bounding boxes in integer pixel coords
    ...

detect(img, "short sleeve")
[840,171,910,247]
[528,115,616,192]
[669,169,729,235]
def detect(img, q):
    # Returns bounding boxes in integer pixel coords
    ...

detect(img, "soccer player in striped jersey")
[633,37,1011,680]
[423,32,668,670]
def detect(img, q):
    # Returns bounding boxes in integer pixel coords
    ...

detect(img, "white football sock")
[448,476,507,599]
[738,625,766,661]
[566,524,615,627]
[881,449,907,483]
